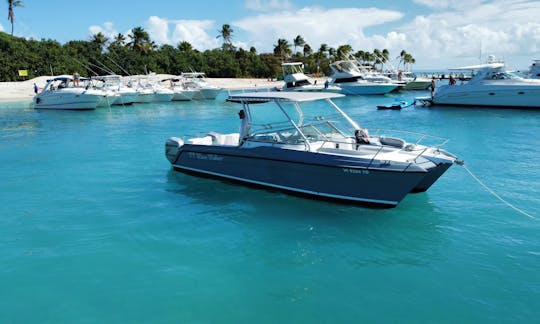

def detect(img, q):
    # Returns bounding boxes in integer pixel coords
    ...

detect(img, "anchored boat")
[165,92,458,207]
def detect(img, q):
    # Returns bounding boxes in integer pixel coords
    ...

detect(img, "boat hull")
[192,88,222,100]
[434,85,540,108]
[33,91,101,110]
[167,144,427,207]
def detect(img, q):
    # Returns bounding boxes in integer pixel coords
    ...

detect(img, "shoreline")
[0,75,287,103]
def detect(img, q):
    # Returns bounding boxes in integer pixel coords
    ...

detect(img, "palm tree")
[7,0,24,36]
[303,43,312,58]
[397,50,407,70]
[112,33,126,47]
[381,49,390,71]
[177,41,193,52]
[403,53,416,70]
[293,35,305,55]
[336,44,353,60]
[273,38,291,62]
[318,43,329,58]
[217,24,233,49]
[127,27,151,53]
[90,32,109,52]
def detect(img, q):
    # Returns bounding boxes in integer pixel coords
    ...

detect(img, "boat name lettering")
[188,152,223,161]
[343,168,369,175]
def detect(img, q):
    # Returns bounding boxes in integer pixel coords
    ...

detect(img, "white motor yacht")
[434,56,540,108]
[166,92,458,207]
[93,75,138,105]
[180,72,222,100]
[161,78,197,101]
[281,62,341,93]
[33,76,103,110]
[329,60,398,95]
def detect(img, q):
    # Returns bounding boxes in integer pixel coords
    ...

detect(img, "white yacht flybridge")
[329,60,398,95]
[433,55,540,108]
[281,62,341,92]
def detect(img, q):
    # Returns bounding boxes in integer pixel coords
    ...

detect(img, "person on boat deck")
[73,71,80,86]
[238,109,250,144]
[33,83,39,94]
[355,129,370,149]
[430,76,436,98]
[324,79,329,89]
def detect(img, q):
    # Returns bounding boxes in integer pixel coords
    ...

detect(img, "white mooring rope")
[461,164,536,219]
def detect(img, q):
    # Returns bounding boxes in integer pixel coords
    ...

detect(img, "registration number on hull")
[343,168,369,175]
[187,152,224,161]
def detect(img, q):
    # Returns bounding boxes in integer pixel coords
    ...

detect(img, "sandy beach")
[0,75,286,103]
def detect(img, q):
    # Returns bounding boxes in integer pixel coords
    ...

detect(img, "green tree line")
[0,24,416,82]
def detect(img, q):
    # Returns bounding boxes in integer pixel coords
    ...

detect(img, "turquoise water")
[1,92,539,323]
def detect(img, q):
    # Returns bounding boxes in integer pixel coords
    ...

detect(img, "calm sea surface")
[1,90,539,323]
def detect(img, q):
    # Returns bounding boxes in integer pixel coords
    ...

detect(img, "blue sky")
[2,0,539,69]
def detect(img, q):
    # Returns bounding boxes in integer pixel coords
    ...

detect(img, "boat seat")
[187,136,212,145]
[379,136,406,148]
[207,132,240,146]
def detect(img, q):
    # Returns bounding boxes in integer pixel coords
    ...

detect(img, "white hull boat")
[434,57,540,108]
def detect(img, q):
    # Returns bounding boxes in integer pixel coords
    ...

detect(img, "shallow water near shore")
[1,92,539,322]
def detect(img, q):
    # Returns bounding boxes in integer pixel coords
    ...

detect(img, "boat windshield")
[245,100,356,146]
[483,71,521,80]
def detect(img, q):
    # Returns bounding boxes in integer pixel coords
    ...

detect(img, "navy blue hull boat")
[166,92,458,207]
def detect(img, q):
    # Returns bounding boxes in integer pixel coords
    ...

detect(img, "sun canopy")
[227,91,345,103]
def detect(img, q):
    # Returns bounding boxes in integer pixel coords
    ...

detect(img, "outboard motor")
[165,137,184,163]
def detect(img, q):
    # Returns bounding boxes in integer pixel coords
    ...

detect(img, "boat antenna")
[106,55,132,76]
[71,57,99,76]
[93,58,116,75]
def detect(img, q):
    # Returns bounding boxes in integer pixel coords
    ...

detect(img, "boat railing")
[369,128,449,148]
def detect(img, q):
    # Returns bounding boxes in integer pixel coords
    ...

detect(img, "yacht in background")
[93,75,138,105]
[161,78,197,101]
[329,60,398,95]
[180,72,222,100]
[281,62,341,92]
[33,76,103,110]
[433,55,540,108]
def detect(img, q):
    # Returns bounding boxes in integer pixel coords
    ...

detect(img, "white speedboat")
[180,72,222,100]
[281,62,341,92]
[329,60,398,95]
[93,75,138,105]
[161,78,196,101]
[166,92,458,207]
[434,57,540,108]
[33,76,103,110]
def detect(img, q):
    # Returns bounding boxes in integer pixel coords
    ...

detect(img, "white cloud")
[234,7,404,52]
[395,0,540,68]
[142,16,219,50]
[245,0,293,12]
[171,20,220,50]
[88,22,118,40]
[146,16,169,45]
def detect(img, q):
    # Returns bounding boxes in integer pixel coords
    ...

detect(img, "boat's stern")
[165,137,184,164]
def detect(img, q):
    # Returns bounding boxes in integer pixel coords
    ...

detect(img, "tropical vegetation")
[0,21,416,82]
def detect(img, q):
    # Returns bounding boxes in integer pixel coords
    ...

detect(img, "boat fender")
[35,97,41,104]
